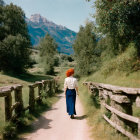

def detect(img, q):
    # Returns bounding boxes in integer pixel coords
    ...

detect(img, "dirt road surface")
[21,93,92,140]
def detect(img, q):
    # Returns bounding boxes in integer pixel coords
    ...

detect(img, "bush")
[2,123,17,139]
[95,0,140,56]
[101,43,138,76]
[60,54,74,62]
[73,23,97,75]
[0,34,31,73]
[39,34,57,75]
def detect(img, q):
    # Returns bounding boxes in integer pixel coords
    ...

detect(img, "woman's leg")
[68,92,76,116]
[66,90,70,114]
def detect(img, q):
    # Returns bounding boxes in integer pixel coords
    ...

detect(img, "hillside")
[26,14,77,55]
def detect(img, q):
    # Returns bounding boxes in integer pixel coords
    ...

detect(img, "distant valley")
[26,14,77,55]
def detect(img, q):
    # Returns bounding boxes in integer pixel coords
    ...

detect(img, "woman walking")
[64,69,79,119]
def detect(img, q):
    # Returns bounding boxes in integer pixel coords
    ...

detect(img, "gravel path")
[21,93,92,140]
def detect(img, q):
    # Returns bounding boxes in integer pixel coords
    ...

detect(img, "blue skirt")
[66,88,76,115]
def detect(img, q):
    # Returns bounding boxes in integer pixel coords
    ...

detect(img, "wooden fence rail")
[0,78,59,122]
[83,82,140,140]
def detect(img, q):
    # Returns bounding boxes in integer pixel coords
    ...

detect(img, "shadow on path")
[74,115,87,120]
[18,107,59,140]
[32,116,52,130]
[18,116,52,140]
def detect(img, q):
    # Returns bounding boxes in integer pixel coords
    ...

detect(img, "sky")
[4,0,95,32]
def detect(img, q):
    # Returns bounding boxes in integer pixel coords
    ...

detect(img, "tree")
[0,0,4,6]
[0,34,31,73]
[73,22,97,75]
[2,3,30,41]
[0,1,4,40]
[39,34,57,74]
[94,0,140,56]
[0,3,31,73]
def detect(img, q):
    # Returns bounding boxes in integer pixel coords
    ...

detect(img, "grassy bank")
[0,71,55,138]
[78,77,129,140]
[84,70,140,88]
[79,69,140,140]
[58,65,140,140]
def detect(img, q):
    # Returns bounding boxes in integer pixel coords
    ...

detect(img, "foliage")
[0,3,31,73]
[0,5,4,40]
[94,0,140,56]
[73,22,97,75]
[0,34,31,73]
[101,43,138,76]
[2,122,17,139]
[60,54,74,62]
[58,54,75,67]
[0,0,4,6]
[2,3,30,41]
[53,55,60,67]
[39,34,57,75]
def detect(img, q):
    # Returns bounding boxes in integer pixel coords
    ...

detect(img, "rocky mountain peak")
[27,13,77,54]
[30,14,48,23]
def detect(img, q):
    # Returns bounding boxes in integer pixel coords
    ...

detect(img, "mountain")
[26,14,77,55]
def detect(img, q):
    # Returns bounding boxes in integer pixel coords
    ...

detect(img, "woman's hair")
[66,69,74,77]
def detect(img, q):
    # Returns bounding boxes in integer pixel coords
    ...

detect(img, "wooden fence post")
[138,120,140,139]
[36,82,43,104]
[52,80,55,95]
[43,81,47,92]
[53,79,56,93]
[5,93,12,121]
[50,80,54,95]
[42,80,48,98]
[47,80,51,96]
[29,85,35,112]
[55,79,58,93]
[110,94,133,131]
[14,85,23,116]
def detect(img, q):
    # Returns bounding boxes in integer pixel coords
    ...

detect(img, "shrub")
[101,43,138,76]
[0,34,31,73]
[39,34,57,75]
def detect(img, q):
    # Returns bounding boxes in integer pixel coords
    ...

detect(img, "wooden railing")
[83,82,140,140]
[0,78,59,122]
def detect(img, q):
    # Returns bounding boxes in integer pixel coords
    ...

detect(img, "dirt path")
[21,93,92,140]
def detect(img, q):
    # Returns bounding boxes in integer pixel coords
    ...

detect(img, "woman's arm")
[75,87,79,95]
[75,79,79,95]
[64,79,67,97]
[64,87,67,97]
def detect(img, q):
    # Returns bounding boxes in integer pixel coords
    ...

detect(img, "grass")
[81,69,140,118]
[83,70,140,88]
[78,68,140,139]
[0,71,54,138]
[2,95,59,140]
[57,64,140,140]
[0,58,139,139]
[78,77,129,140]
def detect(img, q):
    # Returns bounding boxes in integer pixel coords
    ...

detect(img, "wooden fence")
[83,82,140,140]
[0,78,59,122]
